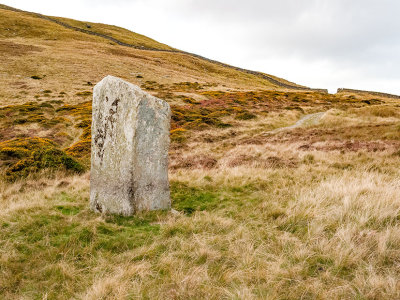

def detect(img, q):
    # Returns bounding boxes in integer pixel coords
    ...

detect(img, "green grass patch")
[0,196,164,298]
[171,181,220,215]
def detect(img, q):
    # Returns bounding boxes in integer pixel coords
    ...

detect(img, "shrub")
[0,137,55,158]
[172,82,202,91]
[170,128,187,143]
[75,91,92,97]
[75,119,91,129]
[182,97,199,105]
[39,102,54,109]
[65,139,91,158]
[235,111,257,120]
[0,137,84,181]
[5,148,84,181]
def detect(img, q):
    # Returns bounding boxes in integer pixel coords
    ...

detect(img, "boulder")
[90,75,171,215]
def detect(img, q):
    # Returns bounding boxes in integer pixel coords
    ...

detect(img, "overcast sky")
[3,0,400,94]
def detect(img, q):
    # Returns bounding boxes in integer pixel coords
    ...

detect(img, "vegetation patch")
[0,137,84,181]
[65,139,91,159]
[235,111,257,120]
[170,128,187,143]
[75,91,92,97]
[171,181,220,215]
[0,203,162,298]
[171,81,203,92]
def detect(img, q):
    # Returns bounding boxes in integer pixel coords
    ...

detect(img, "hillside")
[1,4,400,300]
[0,4,315,107]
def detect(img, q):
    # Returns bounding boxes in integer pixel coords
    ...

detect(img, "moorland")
[1,4,400,299]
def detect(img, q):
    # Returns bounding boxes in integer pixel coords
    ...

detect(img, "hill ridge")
[337,88,400,99]
[0,4,327,92]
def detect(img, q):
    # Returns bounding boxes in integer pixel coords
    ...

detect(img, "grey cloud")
[158,0,400,91]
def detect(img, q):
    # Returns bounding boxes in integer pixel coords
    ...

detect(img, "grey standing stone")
[90,75,171,215]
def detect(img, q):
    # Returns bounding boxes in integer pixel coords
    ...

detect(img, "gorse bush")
[0,137,84,181]
[65,139,91,158]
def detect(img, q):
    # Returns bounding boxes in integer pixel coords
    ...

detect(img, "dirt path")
[263,111,326,136]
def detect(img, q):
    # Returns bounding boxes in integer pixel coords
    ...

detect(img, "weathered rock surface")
[90,75,171,215]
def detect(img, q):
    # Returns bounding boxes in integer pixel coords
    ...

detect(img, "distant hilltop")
[337,88,400,99]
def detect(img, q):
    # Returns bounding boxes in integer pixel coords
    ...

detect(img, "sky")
[3,0,400,94]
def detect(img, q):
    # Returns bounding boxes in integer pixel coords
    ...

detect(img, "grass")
[0,5,295,108]
[1,153,400,298]
[53,16,175,51]
[1,125,399,300]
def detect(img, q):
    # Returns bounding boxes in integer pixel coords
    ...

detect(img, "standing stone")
[90,75,171,215]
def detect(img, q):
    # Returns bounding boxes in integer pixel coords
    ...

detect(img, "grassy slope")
[53,16,176,50]
[0,6,300,108]
[1,5,400,300]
